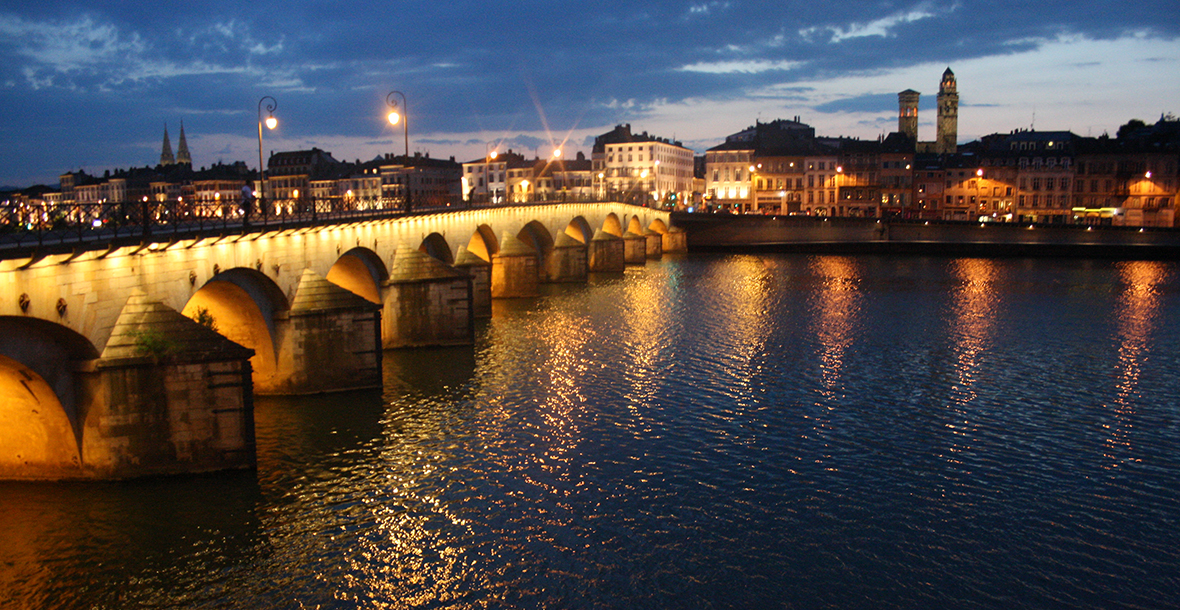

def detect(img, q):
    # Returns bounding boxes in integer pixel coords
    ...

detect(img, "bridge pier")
[492,232,540,298]
[623,230,647,265]
[31,295,260,480]
[588,229,625,272]
[267,269,382,394]
[546,232,589,283]
[382,246,473,348]
[454,246,492,318]
[644,229,664,258]
[662,226,688,253]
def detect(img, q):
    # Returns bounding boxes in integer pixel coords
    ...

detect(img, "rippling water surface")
[4,254,1180,609]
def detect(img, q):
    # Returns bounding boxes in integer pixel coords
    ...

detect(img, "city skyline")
[1,1,1177,187]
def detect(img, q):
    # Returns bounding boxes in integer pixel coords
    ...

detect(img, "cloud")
[678,60,802,74]
[799,4,953,44]
[686,2,731,17]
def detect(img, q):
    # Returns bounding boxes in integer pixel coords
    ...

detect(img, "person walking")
[241,184,254,227]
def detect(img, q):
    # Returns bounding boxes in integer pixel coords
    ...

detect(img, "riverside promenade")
[674,213,1180,259]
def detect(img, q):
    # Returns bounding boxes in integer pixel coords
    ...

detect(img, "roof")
[592,124,686,153]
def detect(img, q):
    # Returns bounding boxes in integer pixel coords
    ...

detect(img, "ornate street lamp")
[485,143,499,206]
[386,91,409,159]
[257,96,278,220]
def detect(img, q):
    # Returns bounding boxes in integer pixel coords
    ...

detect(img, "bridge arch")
[517,220,555,258]
[0,317,97,479]
[603,213,624,237]
[419,232,454,264]
[466,224,499,262]
[182,268,288,390]
[564,216,594,244]
[327,247,388,304]
[626,215,644,235]
[649,217,669,234]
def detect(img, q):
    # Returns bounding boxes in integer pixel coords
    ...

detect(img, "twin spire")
[159,122,191,167]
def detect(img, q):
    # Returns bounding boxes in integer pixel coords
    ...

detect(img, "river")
[3,253,1180,609]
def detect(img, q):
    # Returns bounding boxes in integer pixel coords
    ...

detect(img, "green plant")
[129,328,179,361]
[192,306,218,332]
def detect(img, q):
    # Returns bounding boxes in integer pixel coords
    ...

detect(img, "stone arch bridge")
[0,202,682,480]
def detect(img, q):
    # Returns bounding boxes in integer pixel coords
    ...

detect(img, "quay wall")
[675,213,1180,259]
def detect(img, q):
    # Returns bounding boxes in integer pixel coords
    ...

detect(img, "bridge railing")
[0,194,659,257]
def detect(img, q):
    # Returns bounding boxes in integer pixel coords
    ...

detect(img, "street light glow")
[388,111,400,126]
[265,116,278,130]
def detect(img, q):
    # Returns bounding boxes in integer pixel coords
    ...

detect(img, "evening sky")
[0,1,1177,186]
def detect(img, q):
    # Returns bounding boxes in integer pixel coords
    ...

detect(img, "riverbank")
[672,212,1180,259]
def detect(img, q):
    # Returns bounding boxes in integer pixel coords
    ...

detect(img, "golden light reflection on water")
[695,256,775,442]
[622,267,673,436]
[941,258,1001,467]
[534,307,593,477]
[1103,261,1170,469]
[804,256,862,471]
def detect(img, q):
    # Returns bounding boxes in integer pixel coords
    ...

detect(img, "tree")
[1117,119,1147,139]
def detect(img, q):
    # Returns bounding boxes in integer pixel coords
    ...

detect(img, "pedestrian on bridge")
[241,185,254,227]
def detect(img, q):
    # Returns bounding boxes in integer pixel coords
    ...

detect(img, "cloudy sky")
[1,1,1177,187]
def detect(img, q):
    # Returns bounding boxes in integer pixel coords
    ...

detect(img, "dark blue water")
[3,254,1180,609]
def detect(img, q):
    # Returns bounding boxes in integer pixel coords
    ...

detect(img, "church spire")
[176,121,191,166]
[159,124,175,166]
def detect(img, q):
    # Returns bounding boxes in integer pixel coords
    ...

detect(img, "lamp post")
[485,143,498,206]
[257,96,278,223]
[834,165,844,217]
[748,164,758,214]
[653,159,661,206]
[386,91,409,159]
[552,148,564,201]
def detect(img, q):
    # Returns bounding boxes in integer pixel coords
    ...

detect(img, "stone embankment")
[674,213,1180,259]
